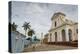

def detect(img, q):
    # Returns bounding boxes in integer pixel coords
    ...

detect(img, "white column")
[57,30,62,42]
[65,28,69,42]
[48,33,50,42]
[52,33,55,42]
[71,28,75,41]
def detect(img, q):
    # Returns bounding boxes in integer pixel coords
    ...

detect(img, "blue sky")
[11,1,78,38]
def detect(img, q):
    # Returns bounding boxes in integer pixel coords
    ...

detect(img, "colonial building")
[48,12,78,43]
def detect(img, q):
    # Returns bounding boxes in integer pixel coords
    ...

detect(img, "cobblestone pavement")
[23,43,78,52]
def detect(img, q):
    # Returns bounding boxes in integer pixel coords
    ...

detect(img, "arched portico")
[68,29,72,42]
[55,32,57,42]
[62,29,66,42]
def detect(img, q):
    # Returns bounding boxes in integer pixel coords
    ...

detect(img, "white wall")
[11,32,30,53]
[51,15,65,29]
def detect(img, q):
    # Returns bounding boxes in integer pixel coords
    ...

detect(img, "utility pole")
[41,33,43,44]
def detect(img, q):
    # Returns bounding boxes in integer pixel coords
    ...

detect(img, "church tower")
[50,12,66,29]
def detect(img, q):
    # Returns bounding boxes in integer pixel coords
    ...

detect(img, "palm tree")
[11,22,17,31]
[22,22,31,36]
[28,29,35,45]
[28,29,35,37]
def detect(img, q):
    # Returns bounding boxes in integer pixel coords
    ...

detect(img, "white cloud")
[12,2,78,38]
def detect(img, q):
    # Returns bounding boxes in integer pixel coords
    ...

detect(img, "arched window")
[55,21,57,27]
[68,29,72,42]
[76,29,78,33]
[50,33,52,36]
[62,29,66,42]
[55,32,57,42]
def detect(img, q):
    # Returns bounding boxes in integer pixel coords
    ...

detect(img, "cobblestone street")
[23,43,77,52]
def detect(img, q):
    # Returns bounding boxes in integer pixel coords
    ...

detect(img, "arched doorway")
[55,32,57,42]
[62,29,66,42]
[68,29,72,42]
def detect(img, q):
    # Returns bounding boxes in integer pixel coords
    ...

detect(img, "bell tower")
[50,12,66,29]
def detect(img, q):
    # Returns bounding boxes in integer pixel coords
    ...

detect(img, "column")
[58,30,62,42]
[65,28,69,42]
[48,33,50,42]
[50,33,52,42]
[52,33,55,42]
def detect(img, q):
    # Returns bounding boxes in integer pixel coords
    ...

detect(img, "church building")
[48,12,78,43]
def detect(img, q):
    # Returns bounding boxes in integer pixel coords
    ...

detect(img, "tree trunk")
[25,30,26,36]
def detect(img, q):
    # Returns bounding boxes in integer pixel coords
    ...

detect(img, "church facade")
[48,12,78,43]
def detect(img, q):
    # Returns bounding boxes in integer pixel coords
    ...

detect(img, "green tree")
[22,22,31,36]
[28,29,35,43]
[11,22,17,31]
[28,29,35,37]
